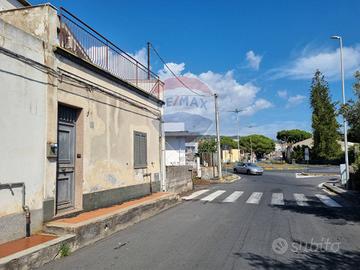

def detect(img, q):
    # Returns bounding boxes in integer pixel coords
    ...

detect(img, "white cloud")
[128,48,147,66]
[277,89,305,108]
[277,90,288,99]
[246,50,262,70]
[158,63,273,118]
[286,94,306,108]
[158,62,185,79]
[240,99,273,116]
[196,70,271,115]
[272,45,360,80]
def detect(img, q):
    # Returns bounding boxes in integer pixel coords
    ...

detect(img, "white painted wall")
[0,18,46,242]
[164,122,185,132]
[165,137,186,166]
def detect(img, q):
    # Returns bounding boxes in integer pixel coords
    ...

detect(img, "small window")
[134,131,147,168]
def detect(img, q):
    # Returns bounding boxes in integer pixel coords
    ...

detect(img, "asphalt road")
[40,171,360,270]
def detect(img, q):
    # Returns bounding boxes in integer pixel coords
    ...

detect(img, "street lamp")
[247,125,256,163]
[228,109,245,161]
[331,35,350,184]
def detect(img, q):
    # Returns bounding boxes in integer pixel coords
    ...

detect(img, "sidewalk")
[323,182,360,205]
[193,173,240,186]
[0,192,179,270]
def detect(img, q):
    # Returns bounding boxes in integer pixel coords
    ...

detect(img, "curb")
[263,167,305,171]
[0,193,179,270]
[0,234,75,270]
[192,174,241,187]
[323,183,360,204]
[209,174,241,184]
[44,193,179,249]
[221,174,241,183]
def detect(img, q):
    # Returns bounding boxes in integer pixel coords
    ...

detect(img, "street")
[1,2,360,270]
[41,171,360,270]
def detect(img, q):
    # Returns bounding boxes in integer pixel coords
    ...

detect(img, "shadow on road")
[271,197,360,223]
[234,249,360,270]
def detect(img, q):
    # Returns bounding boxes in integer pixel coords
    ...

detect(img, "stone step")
[0,192,178,270]
[44,192,179,249]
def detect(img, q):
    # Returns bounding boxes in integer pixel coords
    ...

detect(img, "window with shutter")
[134,131,147,168]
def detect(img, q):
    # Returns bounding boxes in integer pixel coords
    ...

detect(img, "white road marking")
[201,190,226,202]
[295,173,321,178]
[322,188,336,196]
[222,191,244,203]
[293,193,309,206]
[246,192,263,204]
[271,193,284,205]
[182,189,209,200]
[315,194,342,207]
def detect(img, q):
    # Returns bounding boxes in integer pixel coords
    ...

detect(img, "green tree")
[276,129,312,163]
[220,136,238,150]
[239,134,275,159]
[198,136,238,153]
[276,129,312,144]
[310,70,341,160]
[342,71,360,143]
[198,138,216,153]
[291,145,311,162]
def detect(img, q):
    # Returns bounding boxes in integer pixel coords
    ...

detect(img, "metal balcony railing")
[58,7,163,99]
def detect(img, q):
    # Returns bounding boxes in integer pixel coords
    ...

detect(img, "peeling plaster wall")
[0,5,58,46]
[0,5,163,241]
[0,18,46,243]
[57,56,162,197]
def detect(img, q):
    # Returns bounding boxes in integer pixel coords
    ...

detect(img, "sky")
[33,0,360,138]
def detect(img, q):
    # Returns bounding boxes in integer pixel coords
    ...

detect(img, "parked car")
[234,162,264,175]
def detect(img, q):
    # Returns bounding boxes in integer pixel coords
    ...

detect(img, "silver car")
[234,162,264,175]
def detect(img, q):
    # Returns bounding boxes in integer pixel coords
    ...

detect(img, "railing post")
[58,7,162,98]
[105,41,109,70]
[136,62,138,86]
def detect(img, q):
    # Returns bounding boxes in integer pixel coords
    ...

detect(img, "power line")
[150,43,212,98]
[0,45,160,119]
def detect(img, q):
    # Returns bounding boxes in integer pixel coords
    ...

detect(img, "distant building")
[269,141,286,160]
[292,138,357,152]
[164,122,198,166]
[222,149,244,163]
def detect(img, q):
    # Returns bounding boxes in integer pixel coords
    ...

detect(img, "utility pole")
[247,125,256,163]
[147,42,151,80]
[214,94,222,179]
[250,136,253,163]
[331,35,350,185]
[236,112,240,161]
[228,109,244,161]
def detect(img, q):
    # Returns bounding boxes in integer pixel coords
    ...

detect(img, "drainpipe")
[0,182,30,237]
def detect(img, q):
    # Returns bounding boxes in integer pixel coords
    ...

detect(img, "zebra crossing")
[182,189,343,208]
[246,192,263,204]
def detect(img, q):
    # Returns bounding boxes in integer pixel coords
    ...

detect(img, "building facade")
[0,3,164,243]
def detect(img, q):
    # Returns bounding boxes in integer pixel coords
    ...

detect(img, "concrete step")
[44,192,179,249]
[0,192,179,270]
[0,234,75,270]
